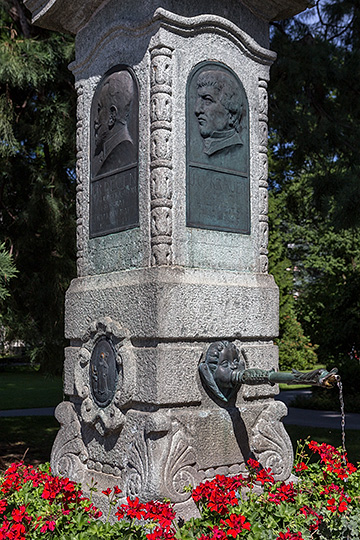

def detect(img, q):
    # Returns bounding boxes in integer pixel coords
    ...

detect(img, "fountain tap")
[199,341,340,403]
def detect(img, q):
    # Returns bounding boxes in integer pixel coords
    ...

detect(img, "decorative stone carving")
[259,222,269,255]
[150,45,173,266]
[163,427,199,503]
[258,79,269,273]
[259,254,269,273]
[259,153,269,186]
[126,428,149,498]
[150,167,173,200]
[151,93,172,126]
[259,186,268,216]
[151,207,172,237]
[75,81,85,277]
[250,401,293,480]
[74,317,135,436]
[50,401,88,483]
[125,413,199,504]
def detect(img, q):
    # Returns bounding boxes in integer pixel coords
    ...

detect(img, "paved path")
[282,406,360,430]
[0,407,55,417]
[275,390,360,430]
[1,391,359,430]
[275,389,312,407]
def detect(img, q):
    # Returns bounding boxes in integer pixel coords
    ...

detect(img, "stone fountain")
[25,0,315,517]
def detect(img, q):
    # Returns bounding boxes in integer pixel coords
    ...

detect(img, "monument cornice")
[68,9,277,77]
[24,0,313,34]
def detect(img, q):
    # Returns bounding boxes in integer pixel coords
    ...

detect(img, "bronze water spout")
[199,341,340,403]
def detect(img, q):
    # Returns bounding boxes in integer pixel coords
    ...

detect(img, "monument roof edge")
[23,0,106,34]
[24,0,314,34]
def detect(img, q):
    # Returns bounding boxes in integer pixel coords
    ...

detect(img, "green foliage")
[0,1,76,372]
[268,1,360,381]
[268,192,318,371]
[0,242,17,302]
[269,173,360,370]
[269,4,360,230]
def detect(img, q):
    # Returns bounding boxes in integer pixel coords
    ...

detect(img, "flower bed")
[1,440,360,539]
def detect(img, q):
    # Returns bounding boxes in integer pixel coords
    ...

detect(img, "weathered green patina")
[200,341,339,402]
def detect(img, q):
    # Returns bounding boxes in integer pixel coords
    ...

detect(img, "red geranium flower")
[143,500,176,527]
[256,468,274,485]
[207,526,227,540]
[268,483,297,505]
[247,458,260,469]
[220,513,251,536]
[294,462,308,473]
[117,496,146,520]
[0,500,6,515]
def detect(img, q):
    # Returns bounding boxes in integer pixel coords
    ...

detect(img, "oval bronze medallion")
[90,337,118,407]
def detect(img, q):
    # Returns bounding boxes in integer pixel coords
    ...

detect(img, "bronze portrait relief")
[195,69,244,158]
[90,337,119,408]
[90,66,139,238]
[186,63,250,234]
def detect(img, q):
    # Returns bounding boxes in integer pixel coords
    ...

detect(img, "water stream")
[337,380,347,460]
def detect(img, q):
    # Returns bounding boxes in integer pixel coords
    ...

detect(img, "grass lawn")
[286,424,360,465]
[0,416,59,472]
[0,372,63,410]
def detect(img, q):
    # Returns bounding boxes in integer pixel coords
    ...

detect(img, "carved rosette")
[258,79,269,274]
[74,317,135,437]
[75,81,85,277]
[150,45,174,266]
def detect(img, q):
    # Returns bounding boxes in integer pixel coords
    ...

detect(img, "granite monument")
[24,0,313,517]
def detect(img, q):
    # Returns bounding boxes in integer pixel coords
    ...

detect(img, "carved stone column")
[150,45,174,266]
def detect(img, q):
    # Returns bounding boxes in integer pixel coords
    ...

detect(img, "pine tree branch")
[9,0,31,39]
[316,0,354,42]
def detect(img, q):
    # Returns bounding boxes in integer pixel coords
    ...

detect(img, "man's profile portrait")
[186,63,250,234]
[195,69,243,157]
[89,66,139,238]
[92,69,137,177]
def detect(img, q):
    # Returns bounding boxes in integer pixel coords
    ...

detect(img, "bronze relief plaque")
[186,62,250,234]
[90,337,118,407]
[90,66,139,238]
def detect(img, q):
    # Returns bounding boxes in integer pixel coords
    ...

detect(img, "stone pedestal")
[25,0,311,516]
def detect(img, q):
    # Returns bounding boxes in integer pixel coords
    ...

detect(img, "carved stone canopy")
[24,0,313,34]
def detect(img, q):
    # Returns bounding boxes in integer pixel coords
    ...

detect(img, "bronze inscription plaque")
[90,337,118,408]
[90,66,139,238]
[186,62,250,234]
